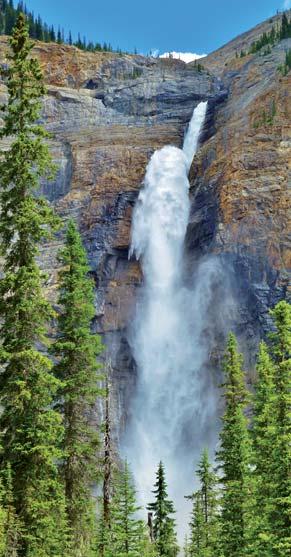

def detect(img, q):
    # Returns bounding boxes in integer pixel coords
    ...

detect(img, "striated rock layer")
[0,12,290,435]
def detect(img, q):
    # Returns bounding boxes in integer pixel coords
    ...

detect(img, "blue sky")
[25,0,290,55]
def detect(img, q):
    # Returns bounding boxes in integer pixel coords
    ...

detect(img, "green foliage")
[278,48,291,75]
[147,462,179,557]
[249,342,277,555]
[0,464,22,556]
[248,302,291,556]
[193,61,205,72]
[0,1,124,53]
[279,12,291,40]
[103,462,153,557]
[253,99,276,128]
[268,301,291,556]
[0,13,68,556]
[249,13,291,55]
[216,333,252,557]
[53,219,104,556]
[187,450,221,557]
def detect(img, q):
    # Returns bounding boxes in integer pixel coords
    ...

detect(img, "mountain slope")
[194,9,291,75]
[0,13,290,430]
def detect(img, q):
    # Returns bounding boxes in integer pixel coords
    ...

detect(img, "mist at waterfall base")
[122,102,235,542]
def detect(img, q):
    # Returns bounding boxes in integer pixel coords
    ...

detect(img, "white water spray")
[124,101,226,541]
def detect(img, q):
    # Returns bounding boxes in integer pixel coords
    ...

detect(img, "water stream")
[124,101,222,541]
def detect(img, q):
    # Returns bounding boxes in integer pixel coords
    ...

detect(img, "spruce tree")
[188,450,221,557]
[250,342,277,555]
[53,219,104,556]
[183,536,190,557]
[147,462,179,557]
[268,301,291,556]
[1,464,21,556]
[104,462,151,557]
[216,333,252,557]
[0,483,6,557]
[188,493,204,557]
[0,13,68,556]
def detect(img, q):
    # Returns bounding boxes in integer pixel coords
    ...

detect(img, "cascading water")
[124,101,225,541]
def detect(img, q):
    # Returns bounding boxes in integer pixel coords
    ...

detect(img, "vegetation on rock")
[0,0,120,52]
[0,12,68,556]
[0,9,289,557]
[53,220,104,556]
[249,12,291,54]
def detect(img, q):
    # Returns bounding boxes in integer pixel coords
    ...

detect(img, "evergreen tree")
[97,372,113,557]
[34,15,43,41]
[49,25,55,42]
[0,1,121,53]
[188,450,221,557]
[0,481,6,557]
[4,1,16,34]
[57,26,62,44]
[183,536,190,557]
[280,13,291,40]
[216,333,252,557]
[0,14,68,556]
[250,342,277,555]
[53,219,104,557]
[147,462,179,557]
[1,464,21,556]
[188,493,204,557]
[105,462,152,557]
[268,301,291,556]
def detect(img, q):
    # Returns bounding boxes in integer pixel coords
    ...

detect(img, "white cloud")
[283,0,291,9]
[159,51,207,63]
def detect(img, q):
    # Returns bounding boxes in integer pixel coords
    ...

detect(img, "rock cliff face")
[0,12,290,435]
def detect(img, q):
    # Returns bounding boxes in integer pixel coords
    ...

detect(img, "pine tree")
[188,450,221,557]
[147,462,179,557]
[4,1,16,34]
[250,342,277,555]
[53,219,104,556]
[0,481,6,557]
[216,333,252,557]
[0,13,68,556]
[183,536,190,557]
[280,13,291,40]
[57,26,62,44]
[105,462,151,557]
[188,493,204,557]
[268,301,291,556]
[49,25,55,42]
[97,372,113,557]
[1,464,21,556]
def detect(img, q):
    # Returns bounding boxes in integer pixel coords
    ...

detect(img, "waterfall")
[124,101,220,541]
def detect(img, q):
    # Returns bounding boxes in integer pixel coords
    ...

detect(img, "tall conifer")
[216,333,252,557]
[105,462,152,557]
[0,13,68,556]
[147,462,179,557]
[268,301,291,556]
[188,450,221,557]
[250,342,277,555]
[53,219,104,556]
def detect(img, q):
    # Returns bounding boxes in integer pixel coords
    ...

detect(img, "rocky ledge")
[0,12,290,434]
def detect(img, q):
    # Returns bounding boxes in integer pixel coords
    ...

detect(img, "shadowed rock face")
[187,34,291,368]
[0,14,290,434]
